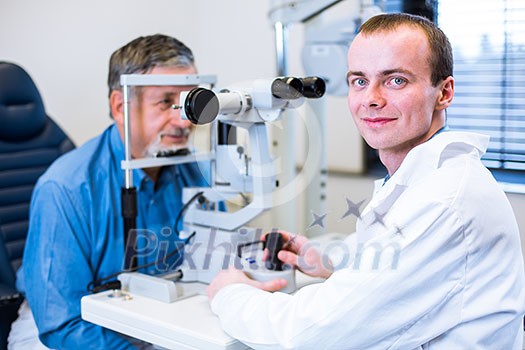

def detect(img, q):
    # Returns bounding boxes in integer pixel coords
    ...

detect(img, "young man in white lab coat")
[206,13,525,349]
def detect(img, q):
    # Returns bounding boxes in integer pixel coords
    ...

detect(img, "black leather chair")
[0,62,75,349]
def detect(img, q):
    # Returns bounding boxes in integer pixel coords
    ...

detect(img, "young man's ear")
[110,90,124,125]
[436,76,454,110]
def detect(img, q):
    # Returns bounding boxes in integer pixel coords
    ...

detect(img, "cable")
[87,191,204,293]
[173,191,203,237]
[87,233,194,293]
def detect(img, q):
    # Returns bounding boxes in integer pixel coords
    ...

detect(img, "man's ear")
[110,90,124,125]
[436,76,454,111]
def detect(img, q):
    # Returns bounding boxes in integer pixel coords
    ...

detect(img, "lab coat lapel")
[358,183,408,244]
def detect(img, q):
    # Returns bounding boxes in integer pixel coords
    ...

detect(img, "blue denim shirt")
[17,124,211,349]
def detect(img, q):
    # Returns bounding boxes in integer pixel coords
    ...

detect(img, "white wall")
[0,0,364,173]
[0,0,273,144]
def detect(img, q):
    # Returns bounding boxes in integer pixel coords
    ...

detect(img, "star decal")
[308,211,327,229]
[371,209,388,227]
[393,224,404,237]
[340,198,365,220]
[282,234,298,250]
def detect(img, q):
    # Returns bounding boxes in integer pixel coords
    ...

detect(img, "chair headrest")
[0,62,47,142]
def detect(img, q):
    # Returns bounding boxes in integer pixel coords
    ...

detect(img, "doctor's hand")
[264,231,333,279]
[206,267,288,302]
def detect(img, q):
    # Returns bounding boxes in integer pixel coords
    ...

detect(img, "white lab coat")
[211,131,525,350]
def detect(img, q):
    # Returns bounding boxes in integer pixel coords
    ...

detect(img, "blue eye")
[353,78,367,87]
[390,77,406,86]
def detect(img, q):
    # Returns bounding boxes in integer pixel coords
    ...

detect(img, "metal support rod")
[123,84,133,189]
[122,83,137,270]
[122,187,138,270]
[274,22,287,76]
[271,21,297,232]
[303,98,327,236]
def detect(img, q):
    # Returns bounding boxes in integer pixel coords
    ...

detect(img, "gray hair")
[107,33,195,97]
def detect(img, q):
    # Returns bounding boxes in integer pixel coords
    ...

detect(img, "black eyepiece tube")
[184,87,220,125]
[300,76,326,99]
[271,77,303,100]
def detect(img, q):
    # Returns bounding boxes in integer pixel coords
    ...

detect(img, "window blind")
[438,0,525,171]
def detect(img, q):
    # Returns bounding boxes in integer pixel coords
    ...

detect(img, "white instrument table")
[81,284,248,350]
[81,233,347,349]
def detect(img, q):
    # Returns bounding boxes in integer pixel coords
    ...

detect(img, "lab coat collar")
[385,131,489,189]
[367,131,489,227]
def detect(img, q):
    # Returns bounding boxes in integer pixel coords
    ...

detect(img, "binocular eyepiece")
[182,76,326,125]
[271,76,326,100]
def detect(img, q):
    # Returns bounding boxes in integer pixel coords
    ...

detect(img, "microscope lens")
[271,77,303,100]
[184,88,220,125]
[300,77,326,99]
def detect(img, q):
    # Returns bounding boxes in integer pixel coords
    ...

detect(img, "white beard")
[143,128,193,158]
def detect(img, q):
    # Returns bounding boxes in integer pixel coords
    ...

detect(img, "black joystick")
[264,232,284,271]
